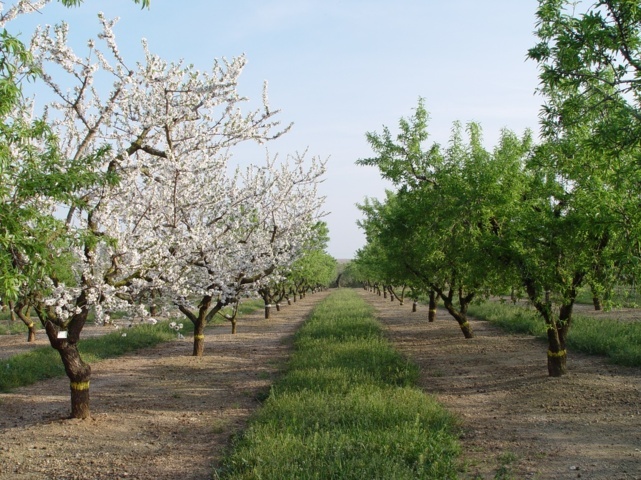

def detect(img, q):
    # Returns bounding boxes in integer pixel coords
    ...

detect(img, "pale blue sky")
[11,0,543,259]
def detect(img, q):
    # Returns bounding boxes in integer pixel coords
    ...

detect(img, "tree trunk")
[231,318,237,335]
[44,321,92,419]
[442,301,474,338]
[264,305,271,319]
[193,318,205,356]
[524,277,577,377]
[546,324,568,376]
[276,303,281,312]
[546,303,572,376]
[428,290,437,323]
[66,348,91,419]
[412,301,417,313]
[26,323,36,342]
[9,301,16,322]
[436,286,474,338]
[398,285,407,305]
[592,296,602,311]
[14,304,37,342]
[149,289,158,316]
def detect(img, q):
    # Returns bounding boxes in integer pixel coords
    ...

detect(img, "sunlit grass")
[217,289,460,479]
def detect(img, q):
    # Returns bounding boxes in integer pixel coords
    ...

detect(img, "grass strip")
[0,299,264,392]
[216,289,460,479]
[0,322,184,392]
[468,301,641,367]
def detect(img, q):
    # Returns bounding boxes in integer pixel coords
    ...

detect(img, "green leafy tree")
[286,222,336,300]
[520,0,641,375]
[334,260,370,289]
[358,100,531,338]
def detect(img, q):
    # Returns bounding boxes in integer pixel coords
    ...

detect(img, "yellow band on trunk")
[194,334,205,340]
[70,381,90,391]
[547,349,567,358]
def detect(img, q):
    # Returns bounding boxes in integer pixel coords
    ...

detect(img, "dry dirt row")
[362,289,641,480]
[0,292,330,480]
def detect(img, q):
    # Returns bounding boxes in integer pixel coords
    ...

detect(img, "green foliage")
[494,1,641,363]
[357,59,641,372]
[335,261,365,288]
[284,222,337,295]
[528,0,641,149]
[575,284,641,308]
[217,289,460,479]
[356,99,531,318]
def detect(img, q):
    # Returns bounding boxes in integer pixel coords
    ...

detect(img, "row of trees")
[354,0,641,377]
[1,0,330,418]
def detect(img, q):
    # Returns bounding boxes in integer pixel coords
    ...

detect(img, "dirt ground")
[1,289,640,480]
[0,292,330,480]
[364,290,641,480]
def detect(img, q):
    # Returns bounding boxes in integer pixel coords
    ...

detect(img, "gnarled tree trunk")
[14,302,37,342]
[524,276,580,377]
[178,294,224,357]
[545,303,572,376]
[434,285,474,338]
[41,306,92,419]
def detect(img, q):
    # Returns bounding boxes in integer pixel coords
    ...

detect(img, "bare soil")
[0,292,330,480]
[1,289,640,480]
[364,290,641,480]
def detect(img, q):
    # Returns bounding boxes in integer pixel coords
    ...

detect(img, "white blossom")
[24,13,325,344]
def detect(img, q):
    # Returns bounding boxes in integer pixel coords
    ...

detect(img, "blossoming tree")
[24,12,325,417]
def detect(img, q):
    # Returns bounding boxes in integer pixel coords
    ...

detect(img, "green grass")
[218,299,265,323]
[468,301,641,367]
[216,289,460,480]
[0,319,38,336]
[0,322,180,392]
